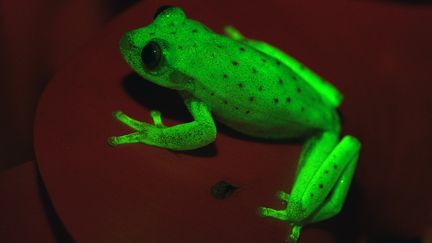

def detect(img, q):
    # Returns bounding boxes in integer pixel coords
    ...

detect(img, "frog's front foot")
[108,110,157,146]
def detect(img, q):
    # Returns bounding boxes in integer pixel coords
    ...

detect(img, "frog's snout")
[119,34,136,51]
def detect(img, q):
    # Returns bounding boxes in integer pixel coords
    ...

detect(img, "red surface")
[34,1,432,242]
[0,0,113,170]
[0,161,65,243]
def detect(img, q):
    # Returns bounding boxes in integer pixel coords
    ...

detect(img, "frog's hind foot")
[288,224,302,243]
[257,191,290,220]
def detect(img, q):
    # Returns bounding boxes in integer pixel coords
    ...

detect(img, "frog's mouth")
[168,70,195,91]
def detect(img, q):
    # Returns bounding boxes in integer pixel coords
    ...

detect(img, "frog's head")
[120,6,208,91]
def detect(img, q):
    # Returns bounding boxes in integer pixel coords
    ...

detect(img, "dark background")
[0,0,431,242]
[0,0,139,171]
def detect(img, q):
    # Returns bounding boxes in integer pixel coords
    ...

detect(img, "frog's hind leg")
[259,133,361,242]
[309,150,359,223]
[224,26,343,108]
[297,135,361,222]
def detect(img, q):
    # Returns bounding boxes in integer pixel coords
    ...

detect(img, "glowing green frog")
[109,6,361,242]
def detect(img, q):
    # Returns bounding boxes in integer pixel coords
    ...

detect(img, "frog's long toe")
[258,207,288,220]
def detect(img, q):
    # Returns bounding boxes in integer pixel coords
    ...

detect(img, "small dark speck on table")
[210,180,238,200]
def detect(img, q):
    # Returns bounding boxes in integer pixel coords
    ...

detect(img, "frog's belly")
[219,119,316,139]
[213,105,339,139]
[214,114,323,139]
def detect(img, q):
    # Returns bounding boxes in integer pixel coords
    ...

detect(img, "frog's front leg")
[108,97,216,150]
[259,132,361,242]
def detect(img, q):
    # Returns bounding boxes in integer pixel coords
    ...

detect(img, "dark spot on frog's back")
[210,181,238,200]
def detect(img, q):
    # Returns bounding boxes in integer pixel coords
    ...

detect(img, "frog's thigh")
[299,136,361,219]
[309,151,359,223]
[251,39,342,107]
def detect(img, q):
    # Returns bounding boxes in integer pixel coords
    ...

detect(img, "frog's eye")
[141,41,162,71]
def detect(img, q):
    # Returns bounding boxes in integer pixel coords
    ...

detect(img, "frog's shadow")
[122,73,304,157]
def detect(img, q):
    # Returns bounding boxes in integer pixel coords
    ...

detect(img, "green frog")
[109,6,361,242]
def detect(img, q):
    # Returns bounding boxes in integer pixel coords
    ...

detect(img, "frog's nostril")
[119,35,137,52]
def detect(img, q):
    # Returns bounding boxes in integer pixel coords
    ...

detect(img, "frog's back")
[174,29,339,139]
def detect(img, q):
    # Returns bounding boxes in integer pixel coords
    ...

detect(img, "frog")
[108,6,361,243]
